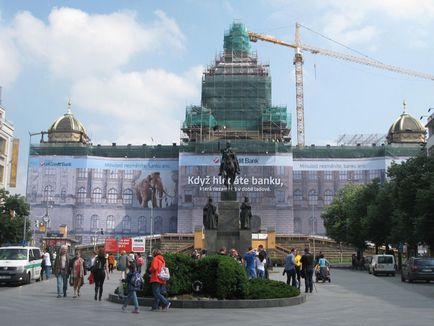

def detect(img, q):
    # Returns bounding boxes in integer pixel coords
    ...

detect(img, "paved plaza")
[0,268,433,326]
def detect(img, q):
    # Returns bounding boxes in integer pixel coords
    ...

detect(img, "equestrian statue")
[218,141,240,190]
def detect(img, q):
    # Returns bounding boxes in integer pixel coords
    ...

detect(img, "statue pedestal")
[204,190,252,254]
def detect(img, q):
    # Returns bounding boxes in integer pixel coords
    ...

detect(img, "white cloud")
[12,7,186,80]
[0,26,21,86]
[71,66,203,144]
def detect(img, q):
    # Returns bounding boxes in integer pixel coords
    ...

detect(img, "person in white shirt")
[43,251,52,279]
[255,251,267,279]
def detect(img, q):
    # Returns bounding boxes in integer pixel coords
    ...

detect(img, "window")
[77,187,86,203]
[92,188,102,203]
[74,214,84,230]
[106,215,115,231]
[184,190,193,203]
[90,215,99,230]
[44,168,56,175]
[138,216,146,232]
[122,216,131,232]
[0,137,6,155]
[293,171,302,180]
[324,171,333,180]
[369,170,381,180]
[0,165,4,183]
[324,190,334,205]
[122,189,133,205]
[109,170,118,179]
[249,191,259,204]
[107,188,117,204]
[294,217,302,234]
[276,190,285,203]
[308,171,317,180]
[294,189,303,203]
[93,169,104,179]
[60,188,66,202]
[169,216,177,233]
[154,216,162,234]
[308,189,317,205]
[277,166,285,175]
[43,185,54,202]
[354,170,363,181]
[78,168,87,178]
[124,170,134,180]
[339,171,347,181]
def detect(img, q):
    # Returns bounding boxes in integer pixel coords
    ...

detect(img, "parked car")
[0,246,43,285]
[368,254,395,276]
[401,257,434,283]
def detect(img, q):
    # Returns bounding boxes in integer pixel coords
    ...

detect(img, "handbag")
[158,266,170,281]
[88,272,94,284]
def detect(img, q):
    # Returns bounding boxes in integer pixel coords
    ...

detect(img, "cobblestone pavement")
[0,267,433,326]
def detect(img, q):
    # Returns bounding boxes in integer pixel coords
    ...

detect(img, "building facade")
[26,23,426,245]
[0,98,18,190]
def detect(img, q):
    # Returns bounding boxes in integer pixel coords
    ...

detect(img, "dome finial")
[67,98,72,115]
[402,99,407,114]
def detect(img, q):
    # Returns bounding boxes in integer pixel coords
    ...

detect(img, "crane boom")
[248,28,434,147]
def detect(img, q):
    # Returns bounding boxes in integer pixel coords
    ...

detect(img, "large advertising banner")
[177,153,294,234]
[27,155,179,245]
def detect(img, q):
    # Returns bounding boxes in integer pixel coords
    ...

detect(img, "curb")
[109,293,306,309]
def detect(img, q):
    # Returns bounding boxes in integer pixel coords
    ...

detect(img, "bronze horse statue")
[222,153,237,190]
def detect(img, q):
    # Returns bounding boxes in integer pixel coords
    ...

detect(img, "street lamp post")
[149,186,155,255]
[93,228,104,252]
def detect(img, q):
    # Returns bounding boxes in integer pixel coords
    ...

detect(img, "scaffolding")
[182,22,291,144]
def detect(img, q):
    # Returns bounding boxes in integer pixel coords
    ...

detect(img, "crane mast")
[248,24,434,148]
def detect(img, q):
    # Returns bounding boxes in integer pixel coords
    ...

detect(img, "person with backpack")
[149,249,171,311]
[135,253,144,273]
[93,248,109,301]
[121,263,142,314]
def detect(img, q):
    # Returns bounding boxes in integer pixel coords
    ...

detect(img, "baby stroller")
[315,264,331,283]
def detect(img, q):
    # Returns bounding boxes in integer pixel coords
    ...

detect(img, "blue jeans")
[151,282,169,309]
[45,266,52,279]
[285,268,297,287]
[122,290,139,310]
[246,267,257,279]
[257,269,265,279]
[56,271,68,296]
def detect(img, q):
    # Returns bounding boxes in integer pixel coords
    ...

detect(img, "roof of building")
[387,101,426,144]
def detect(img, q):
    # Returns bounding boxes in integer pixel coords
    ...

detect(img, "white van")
[368,254,395,276]
[0,246,43,284]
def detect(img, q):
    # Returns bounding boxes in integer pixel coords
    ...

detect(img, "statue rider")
[218,141,240,176]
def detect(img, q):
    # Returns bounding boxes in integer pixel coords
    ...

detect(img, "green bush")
[246,279,299,299]
[137,253,299,300]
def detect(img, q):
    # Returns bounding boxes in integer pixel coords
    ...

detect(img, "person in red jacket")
[149,249,171,311]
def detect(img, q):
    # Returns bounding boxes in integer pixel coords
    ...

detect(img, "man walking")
[53,245,70,298]
[300,247,314,293]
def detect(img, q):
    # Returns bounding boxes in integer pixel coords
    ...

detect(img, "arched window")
[106,215,115,231]
[138,216,146,232]
[74,214,84,230]
[308,189,317,206]
[90,215,99,230]
[122,188,133,205]
[107,188,117,204]
[324,190,334,205]
[92,188,102,203]
[169,216,177,233]
[122,216,131,232]
[294,189,302,203]
[154,216,163,234]
[77,187,86,203]
[43,185,54,202]
[294,217,302,234]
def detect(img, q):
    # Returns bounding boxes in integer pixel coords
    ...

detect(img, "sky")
[1,0,434,195]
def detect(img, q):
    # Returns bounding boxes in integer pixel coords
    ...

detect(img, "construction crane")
[249,23,434,147]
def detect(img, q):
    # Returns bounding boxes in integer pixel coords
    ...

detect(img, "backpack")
[131,272,144,290]
[158,266,170,281]
[93,257,104,272]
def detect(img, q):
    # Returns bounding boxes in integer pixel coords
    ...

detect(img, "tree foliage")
[0,189,30,246]
[322,154,434,254]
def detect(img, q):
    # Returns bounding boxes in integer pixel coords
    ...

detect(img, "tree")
[0,189,30,246]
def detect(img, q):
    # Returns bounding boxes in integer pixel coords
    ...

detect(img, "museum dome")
[47,100,90,144]
[386,101,426,144]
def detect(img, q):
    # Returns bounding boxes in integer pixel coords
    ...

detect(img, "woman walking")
[93,248,109,301]
[69,249,86,298]
[149,249,171,311]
